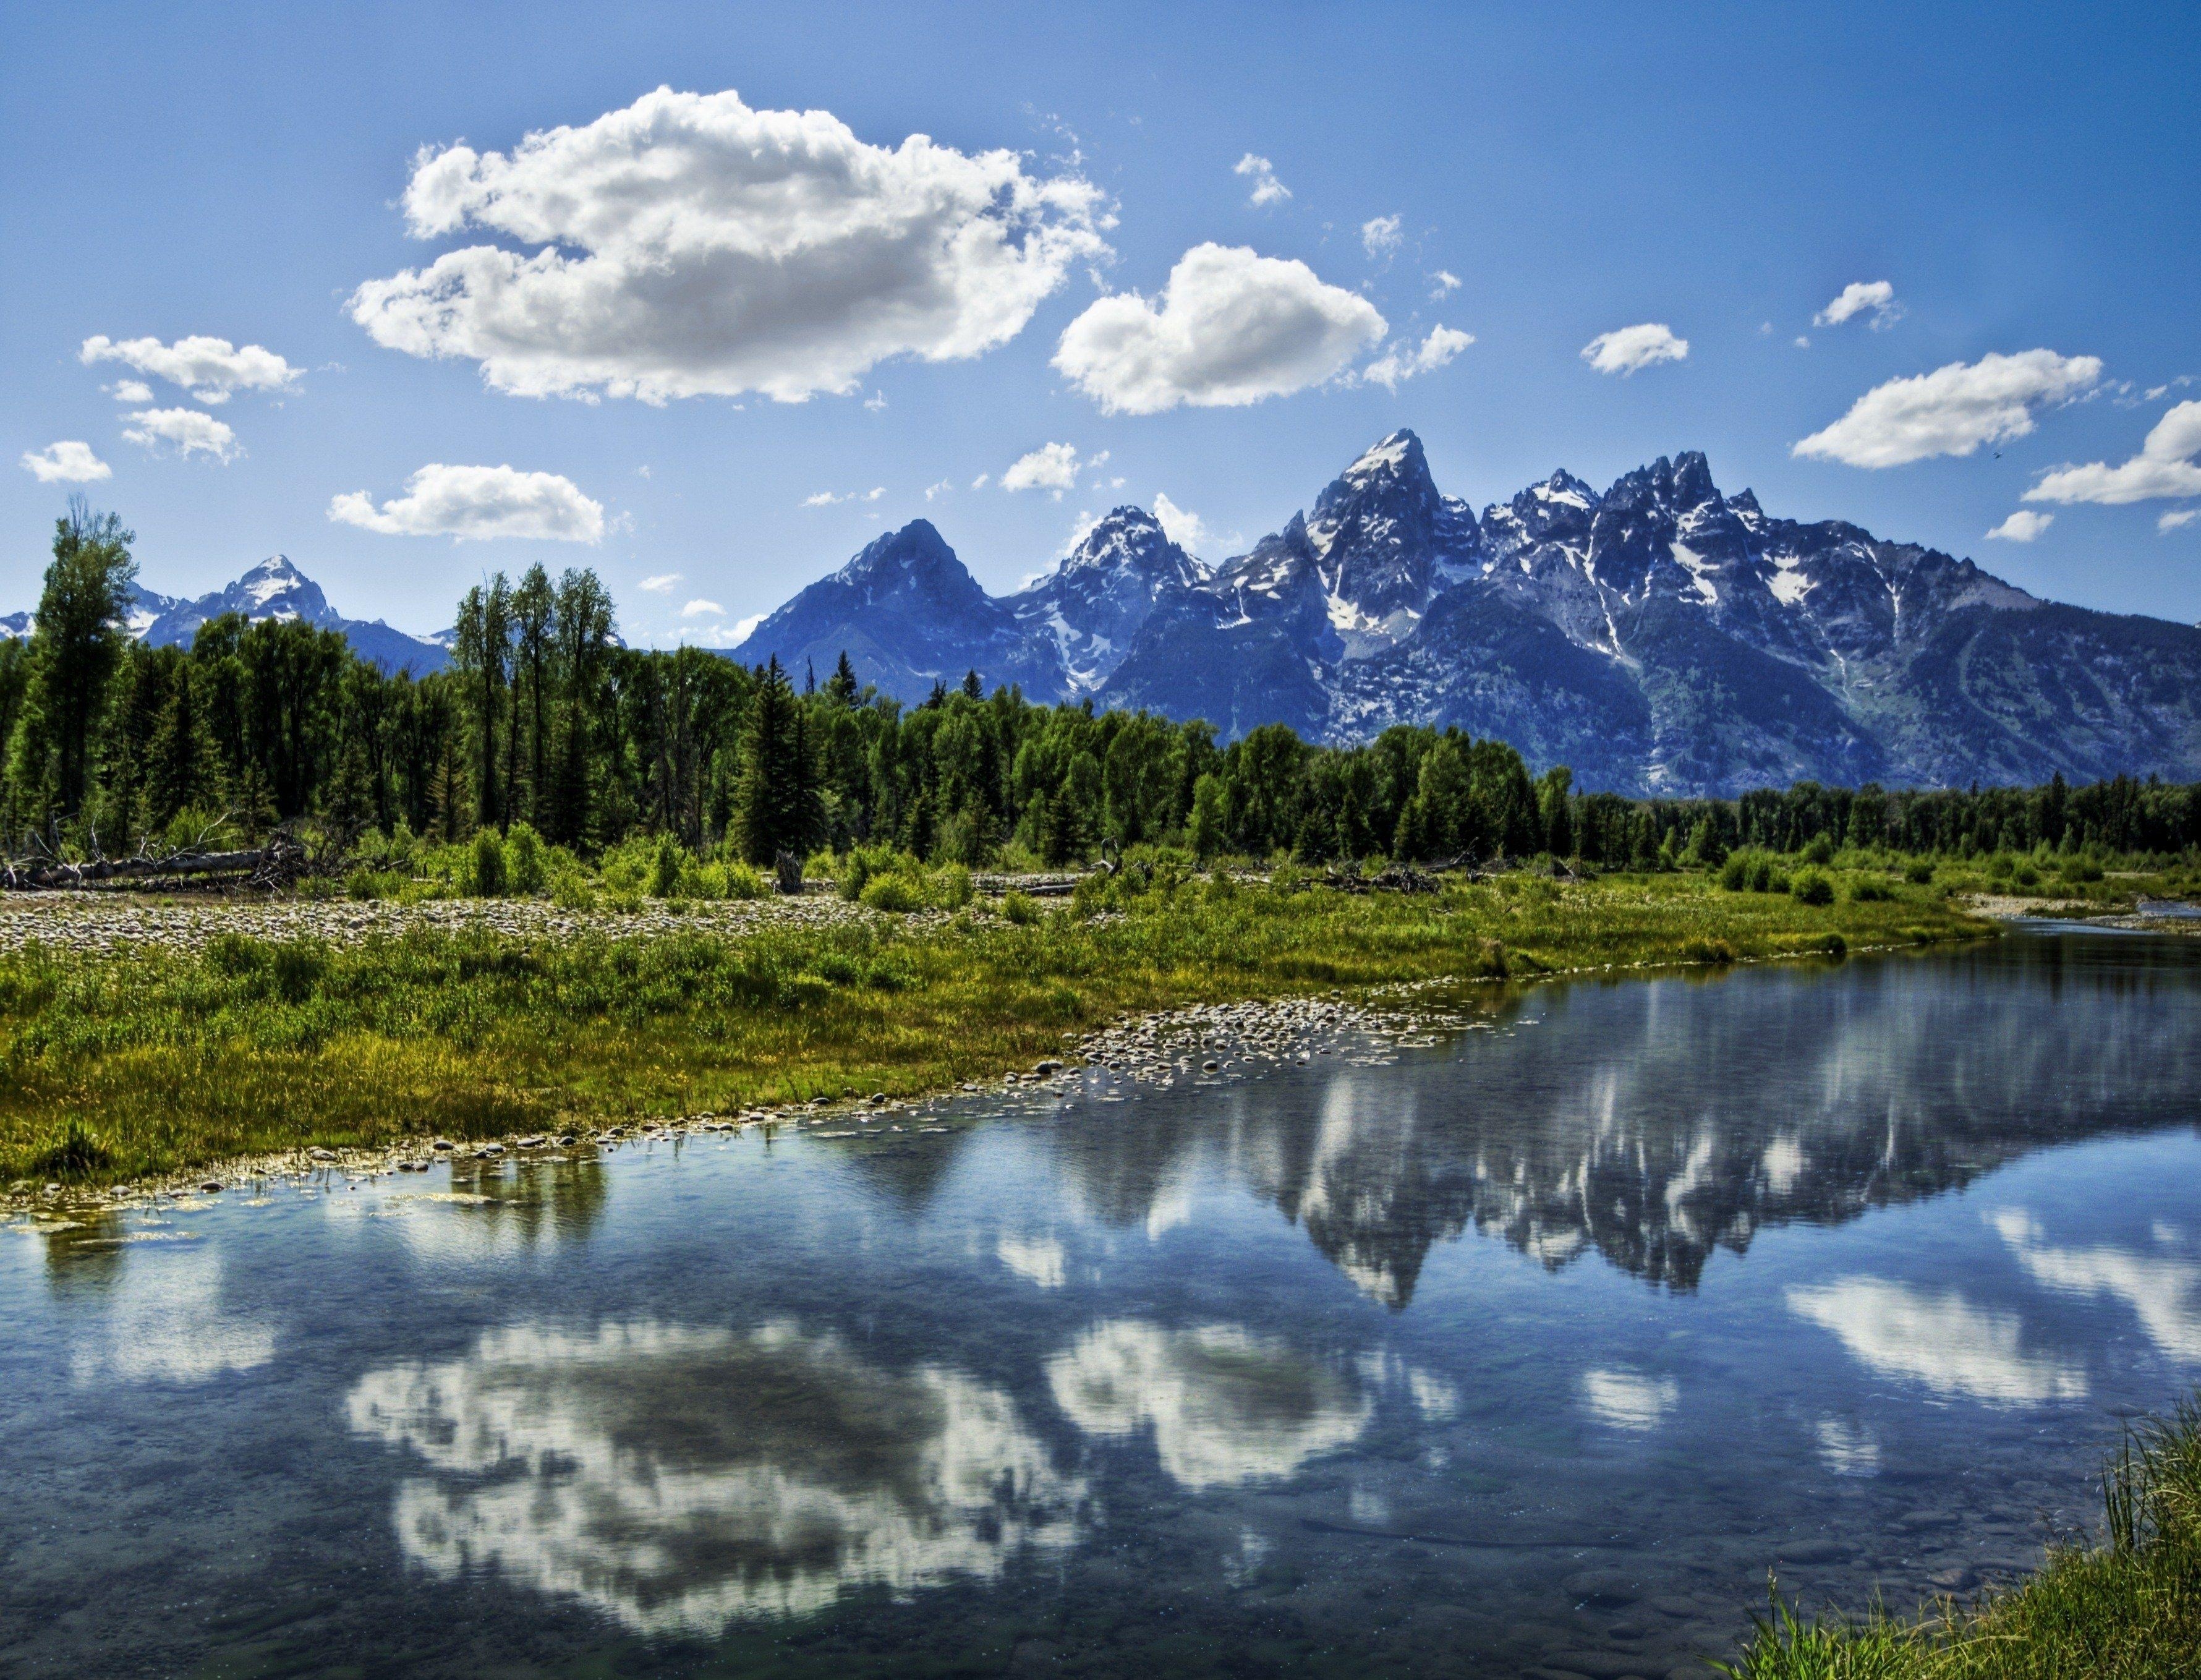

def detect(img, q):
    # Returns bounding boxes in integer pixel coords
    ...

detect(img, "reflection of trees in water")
[1052,940,2201,1301]
[344,1320,1083,1635]
[40,1211,128,1297]
[441,1153,610,1247]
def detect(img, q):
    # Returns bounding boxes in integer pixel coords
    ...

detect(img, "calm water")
[5,931,2200,1680]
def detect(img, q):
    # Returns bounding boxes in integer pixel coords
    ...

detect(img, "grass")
[1724,1396,2201,1679]
[2,867,1988,1191]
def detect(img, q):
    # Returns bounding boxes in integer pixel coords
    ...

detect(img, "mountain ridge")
[737,430,2201,796]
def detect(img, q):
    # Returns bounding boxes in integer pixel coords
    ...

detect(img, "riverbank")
[1,869,1988,1199]
[1729,1396,2201,1679]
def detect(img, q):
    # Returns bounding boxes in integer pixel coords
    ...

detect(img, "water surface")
[5,931,2199,1679]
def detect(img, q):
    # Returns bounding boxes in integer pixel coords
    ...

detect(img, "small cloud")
[20,440,111,483]
[1986,510,2053,542]
[1758,322,1774,336]
[804,485,886,507]
[970,472,990,490]
[1361,214,1402,260]
[680,598,725,618]
[122,406,240,462]
[1815,280,1902,330]
[104,379,154,403]
[726,611,765,647]
[922,479,952,500]
[864,390,887,411]
[1428,270,1461,299]
[1152,490,1210,554]
[329,462,605,540]
[1795,335,1811,349]
[1233,153,1290,207]
[637,573,682,593]
[82,333,300,403]
[2024,399,2201,506]
[1361,324,1474,391]
[2160,508,2197,532]
[1002,441,1084,497]
[636,464,652,477]
[1797,350,2101,469]
[1581,323,1689,377]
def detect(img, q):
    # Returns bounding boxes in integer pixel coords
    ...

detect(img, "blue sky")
[4,1,2196,641]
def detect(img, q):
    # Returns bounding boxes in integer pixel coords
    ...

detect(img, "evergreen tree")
[961,668,983,699]
[825,651,859,706]
[731,657,817,864]
[147,663,219,833]
[12,500,137,822]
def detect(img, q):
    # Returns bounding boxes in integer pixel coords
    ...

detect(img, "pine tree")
[731,657,817,864]
[961,668,983,700]
[147,665,218,834]
[825,651,858,706]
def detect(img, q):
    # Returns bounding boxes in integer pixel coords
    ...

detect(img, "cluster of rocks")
[0,889,874,957]
[1070,993,1406,1085]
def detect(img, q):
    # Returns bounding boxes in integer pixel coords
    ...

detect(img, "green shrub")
[1001,889,1039,924]
[506,824,547,895]
[650,835,683,898]
[2013,861,2041,888]
[1848,877,1893,903]
[929,863,974,910]
[2061,855,2106,883]
[470,829,508,897]
[859,873,922,913]
[1905,859,1936,884]
[1720,853,1751,891]
[1791,867,1834,906]
[550,871,597,911]
[31,1117,111,1180]
[1803,833,1836,866]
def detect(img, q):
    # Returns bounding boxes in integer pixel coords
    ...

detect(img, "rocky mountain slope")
[738,430,2201,795]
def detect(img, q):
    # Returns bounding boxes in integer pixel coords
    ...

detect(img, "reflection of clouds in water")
[345,1320,1081,1635]
[1787,1277,2087,1405]
[1355,1350,1461,1419]
[995,1234,1065,1289]
[1047,1320,1369,1490]
[69,1250,275,1384]
[1813,1417,1881,1476]
[1993,1209,2201,1363]
[1579,1368,1679,1431]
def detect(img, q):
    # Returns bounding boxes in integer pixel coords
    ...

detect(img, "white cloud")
[1794,335,1811,349]
[1794,349,2101,469]
[2161,509,2197,532]
[922,479,952,501]
[1054,243,1385,415]
[329,463,605,541]
[969,473,990,490]
[1360,215,1402,259]
[1002,443,1083,496]
[726,612,765,647]
[1428,270,1460,299]
[1580,322,1689,377]
[2024,400,2201,506]
[637,573,682,593]
[20,440,111,483]
[864,390,887,412]
[1361,324,1474,391]
[802,486,887,507]
[1986,510,2053,542]
[348,86,1110,404]
[104,379,154,403]
[80,334,299,403]
[122,406,240,462]
[1151,491,1211,554]
[680,598,725,618]
[1814,280,1902,330]
[1233,153,1290,207]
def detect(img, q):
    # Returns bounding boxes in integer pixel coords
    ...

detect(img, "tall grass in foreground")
[1726,1397,2201,1679]
[1,871,1984,1188]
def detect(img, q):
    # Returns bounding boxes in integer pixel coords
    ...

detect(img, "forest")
[4,502,2199,876]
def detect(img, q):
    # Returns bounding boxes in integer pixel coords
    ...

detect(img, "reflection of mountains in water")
[1052,939,2201,1301]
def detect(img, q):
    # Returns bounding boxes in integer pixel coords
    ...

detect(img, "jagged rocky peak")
[1055,506,1207,587]
[832,519,987,610]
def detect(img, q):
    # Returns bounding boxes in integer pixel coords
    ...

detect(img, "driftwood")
[2,832,312,893]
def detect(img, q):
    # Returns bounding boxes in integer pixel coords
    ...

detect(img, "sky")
[4,1,2197,644]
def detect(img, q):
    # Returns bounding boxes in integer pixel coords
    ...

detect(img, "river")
[4,928,2198,1678]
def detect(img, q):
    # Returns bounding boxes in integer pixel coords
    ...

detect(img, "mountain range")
[738,430,2201,795]
[1,555,447,675]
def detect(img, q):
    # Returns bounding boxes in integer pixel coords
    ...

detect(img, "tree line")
[4,501,2197,869]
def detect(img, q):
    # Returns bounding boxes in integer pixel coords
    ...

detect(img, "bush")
[650,835,683,898]
[2060,855,2106,883]
[929,863,974,910]
[1002,889,1039,924]
[2013,861,2041,888]
[1803,832,1836,866]
[1790,867,1834,906]
[1848,877,1893,903]
[1905,859,1936,884]
[470,829,508,897]
[1719,853,1751,891]
[550,871,598,911]
[859,873,923,913]
[506,824,547,895]
[31,1117,111,1181]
